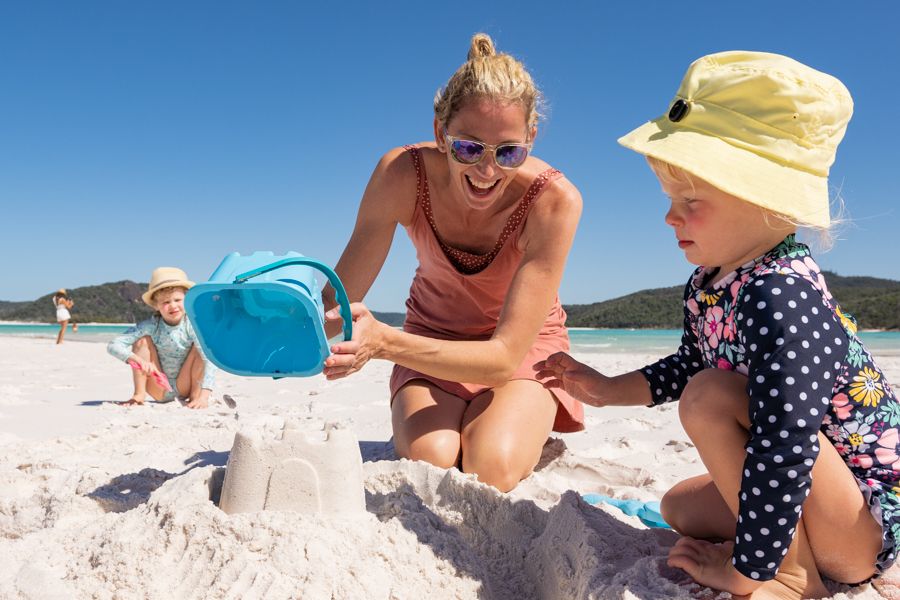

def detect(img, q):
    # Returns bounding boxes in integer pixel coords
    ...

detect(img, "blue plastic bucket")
[184,251,352,378]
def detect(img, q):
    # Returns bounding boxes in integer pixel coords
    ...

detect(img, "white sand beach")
[1,336,898,599]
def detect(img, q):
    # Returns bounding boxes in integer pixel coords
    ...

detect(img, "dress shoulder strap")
[403,145,428,208]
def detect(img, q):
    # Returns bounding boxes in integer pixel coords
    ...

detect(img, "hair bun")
[467,33,495,60]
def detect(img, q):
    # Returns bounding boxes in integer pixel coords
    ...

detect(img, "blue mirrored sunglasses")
[443,130,532,169]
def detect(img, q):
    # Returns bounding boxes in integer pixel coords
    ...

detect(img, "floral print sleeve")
[731,273,839,580]
[641,282,704,405]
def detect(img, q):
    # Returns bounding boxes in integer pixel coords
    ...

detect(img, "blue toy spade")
[185,252,353,378]
[582,493,671,529]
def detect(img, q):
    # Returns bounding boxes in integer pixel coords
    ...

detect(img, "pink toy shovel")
[127,359,173,392]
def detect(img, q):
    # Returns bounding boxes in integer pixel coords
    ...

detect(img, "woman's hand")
[322,302,387,380]
[534,351,608,407]
[667,538,762,597]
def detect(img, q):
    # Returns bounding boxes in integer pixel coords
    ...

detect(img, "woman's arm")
[321,147,416,337]
[327,176,583,386]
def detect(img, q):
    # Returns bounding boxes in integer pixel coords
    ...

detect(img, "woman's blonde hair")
[434,33,542,130]
[646,156,843,250]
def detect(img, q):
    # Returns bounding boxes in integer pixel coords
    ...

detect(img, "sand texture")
[1,336,897,599]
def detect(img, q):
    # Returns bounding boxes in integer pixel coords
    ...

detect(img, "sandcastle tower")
[218,421,365,516]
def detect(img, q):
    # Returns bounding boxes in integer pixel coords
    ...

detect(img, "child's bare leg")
[56,320,68,344]
[177,345,209,409]
[663,477,826,599]
[125,336,166,405]
[669,368,881,598]
[662,474,735,541]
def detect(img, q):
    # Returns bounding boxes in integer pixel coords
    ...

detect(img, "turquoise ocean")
[2,323,899,357]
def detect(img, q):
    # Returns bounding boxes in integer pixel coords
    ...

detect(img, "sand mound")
[0,338,892,599]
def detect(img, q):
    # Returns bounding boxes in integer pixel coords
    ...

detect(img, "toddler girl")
[107,267,215,409]
[537,51,898,598]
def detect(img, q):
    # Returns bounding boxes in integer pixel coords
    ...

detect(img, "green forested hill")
[2,272,897,330]
[0,281,408,326]
[0,281,156,324]
[564,272,900,330]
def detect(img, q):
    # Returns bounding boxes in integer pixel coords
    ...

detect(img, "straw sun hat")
[618,50,853,228]
[142,267,195,307]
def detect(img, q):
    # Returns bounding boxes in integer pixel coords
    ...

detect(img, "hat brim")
[142,280,195,307]
[618,117,830,228]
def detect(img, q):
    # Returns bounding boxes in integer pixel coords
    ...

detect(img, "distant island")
[0,281,410,328]
[2,271,898,330]
[563,271,900,330]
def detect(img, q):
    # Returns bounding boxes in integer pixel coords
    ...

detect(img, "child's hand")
[667,538,761,597]
[534,352,608,407]
[130,357,158,377]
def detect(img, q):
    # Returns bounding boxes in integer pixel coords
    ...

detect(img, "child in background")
[52,289,74,344]
[107,267,215,409]
[537,51,898,598]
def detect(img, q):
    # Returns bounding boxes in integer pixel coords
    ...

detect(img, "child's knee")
[679,368,748,425]
[659,488,682,531]
[132,336,153,353]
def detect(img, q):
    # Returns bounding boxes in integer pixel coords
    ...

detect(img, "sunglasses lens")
[495,144,529,168]
[449,140,485,164]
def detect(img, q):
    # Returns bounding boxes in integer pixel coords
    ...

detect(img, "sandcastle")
[218,421,366,516]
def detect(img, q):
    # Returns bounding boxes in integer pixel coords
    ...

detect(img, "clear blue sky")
[2,1,898,311]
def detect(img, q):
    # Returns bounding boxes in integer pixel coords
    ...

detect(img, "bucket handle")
[232,258,353,342]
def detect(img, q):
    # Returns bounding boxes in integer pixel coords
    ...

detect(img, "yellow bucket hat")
[142,267,195,307]
[618,51,853,228]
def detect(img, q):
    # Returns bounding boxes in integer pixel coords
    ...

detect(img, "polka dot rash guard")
[642,235,899,581]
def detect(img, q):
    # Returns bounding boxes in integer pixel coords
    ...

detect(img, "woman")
[52,289,74,345]
[322,33,583,492]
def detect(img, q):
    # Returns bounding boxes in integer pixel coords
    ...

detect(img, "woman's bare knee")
[461,441,529,492]
[399,432,460,470]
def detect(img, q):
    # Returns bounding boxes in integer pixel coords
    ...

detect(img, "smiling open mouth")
[466,175,499,196]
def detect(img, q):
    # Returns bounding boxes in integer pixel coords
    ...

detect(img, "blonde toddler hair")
[647,156,843,250]
[434,33,542,130]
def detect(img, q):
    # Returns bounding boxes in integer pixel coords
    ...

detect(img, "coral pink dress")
[389,146,584,433]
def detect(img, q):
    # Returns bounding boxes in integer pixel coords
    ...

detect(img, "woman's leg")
[460,379,558,492]
[56,320,68,344]
[391,381,468,469]
[668,368,882,598]
[124,336,167,404]
[177,345,210,409]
